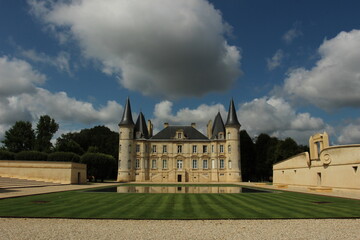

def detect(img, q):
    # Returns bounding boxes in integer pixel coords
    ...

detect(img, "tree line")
[0,116,118,181]
[1,116,308,182]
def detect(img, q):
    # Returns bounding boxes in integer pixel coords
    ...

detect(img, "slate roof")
[225,99,241,127]
[151,126,209,140]
[211,112,225,139]
[134,112,149,139]
[119,98,135,126]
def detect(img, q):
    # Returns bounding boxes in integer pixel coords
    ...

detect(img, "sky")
[0,0,360,145]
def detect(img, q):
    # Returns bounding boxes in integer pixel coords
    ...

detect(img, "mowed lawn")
[0,185,359,219]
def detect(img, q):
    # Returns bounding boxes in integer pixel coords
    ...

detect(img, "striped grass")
[0,185,359,219]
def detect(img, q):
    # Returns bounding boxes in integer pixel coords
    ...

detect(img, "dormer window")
[219,133,224,139]
[178,132,182,138]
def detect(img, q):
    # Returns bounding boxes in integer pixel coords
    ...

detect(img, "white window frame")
[136,144,140,153]
[220,159,225,169]
[203,160,208,169]
[220,145,224,153]
[152,145,157,153]
[203,145,207,153]
[135,159,140,169]
[163,145,167,153]
[151,159,157,169]
[192,159,198,169]
[177,160,183,169]
[177,145,182,153]
[192,145,197,153]
[162,159,167,169]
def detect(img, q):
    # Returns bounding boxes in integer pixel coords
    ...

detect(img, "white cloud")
[284,30,360,110]
[282,22,302,44]
[267,49,284,71]
[0,56,123,142]
[337,119,360,144]
[238,97,326,144]
[28,0,242,98]
[0,56,46,97]
[152,100,226,134]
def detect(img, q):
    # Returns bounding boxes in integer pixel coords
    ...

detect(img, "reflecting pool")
[86,186,271,194]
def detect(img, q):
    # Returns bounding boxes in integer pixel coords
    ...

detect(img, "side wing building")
[117,98,242,182]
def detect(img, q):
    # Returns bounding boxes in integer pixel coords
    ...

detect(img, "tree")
[240,130,256,182]
[2,121,35,153]
[35,115,59,152]
[55,133,85,155]
[81,153,116,182]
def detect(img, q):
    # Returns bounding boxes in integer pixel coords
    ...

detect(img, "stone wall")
[0,160,87,184]
[273,144,360,190]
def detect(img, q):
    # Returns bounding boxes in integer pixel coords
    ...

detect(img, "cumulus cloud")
[0,56,46,97]
[337,118,360,144]
[28,0,242,98]
[284,30,360,110]
[238,97,327,144]
[0,56,123,141]
[152,100,226,134]
[267,49,284,71]
[282,22,302,44]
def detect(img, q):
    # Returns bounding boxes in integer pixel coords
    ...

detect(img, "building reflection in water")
[113,186,268,193]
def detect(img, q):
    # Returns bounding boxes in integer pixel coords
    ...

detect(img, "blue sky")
[0,0,359,145]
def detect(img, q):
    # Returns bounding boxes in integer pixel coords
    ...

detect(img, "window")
[212,159,215,168]
[220,159,225,169]
[145,159,148,169]
[162,159,167,169]
[127,160,131,169]
[136,144,140,153]
[228,145,231,153]
[135,159,140,169]
[203,160,208,169]
[211,145,214,153]
[177,145,182,153]
[228,160,232,169]
[192,145,197,153]
[219,133,223,139]
[129,144,131,153]
[129,131,132,138]
[203,145,207,153]
[119,144,122,153]
[152,145,157,153]
[192,159,198,169]
[151,159,157,169]
[220,145,224,153]
[145,145,148,153]
[227,132,231,139]
[177,160,183,169]
[119,160,121,168]
[178,132,182,139]
[163,145,167,153]
[119,132,122,139]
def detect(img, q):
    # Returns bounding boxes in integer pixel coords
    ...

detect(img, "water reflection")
[87,186,270,193]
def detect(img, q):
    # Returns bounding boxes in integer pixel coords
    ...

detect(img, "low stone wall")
[0,160,87,184]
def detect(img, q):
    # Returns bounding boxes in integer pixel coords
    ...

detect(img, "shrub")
[0,150,15,160]
[48,152,81,163]
[15,151,48,161]
[81,153,116,182]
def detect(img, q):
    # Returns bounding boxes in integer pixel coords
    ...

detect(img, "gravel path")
[0,218,359,240]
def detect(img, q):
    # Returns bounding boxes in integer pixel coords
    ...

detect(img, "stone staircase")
[0,177,62,189]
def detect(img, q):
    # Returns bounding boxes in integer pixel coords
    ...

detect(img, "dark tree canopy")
[240,130,256,182]
[2,121,35,153]
[35,115,59,152]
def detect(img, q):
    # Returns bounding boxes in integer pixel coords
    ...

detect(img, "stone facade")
[117,98,242,183]
[273,132,360,190]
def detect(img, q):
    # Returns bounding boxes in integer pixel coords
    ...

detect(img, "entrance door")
[77,172,81,184]
[177,175,182,182]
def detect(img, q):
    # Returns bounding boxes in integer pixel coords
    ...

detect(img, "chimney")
[148,120,153,137]
[191,123,196,128]
[164,122,169,128]
[207,120,212,139]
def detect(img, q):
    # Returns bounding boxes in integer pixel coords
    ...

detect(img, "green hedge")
[48,152,81,163]
[15,151,48,161]
[0,150,15,160]
[81,153,116,182]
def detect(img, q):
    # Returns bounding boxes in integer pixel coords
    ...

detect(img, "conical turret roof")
[211,112,225,139]
[119,98,135,126]
[134,112,149,139]
[225,99,241,127]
